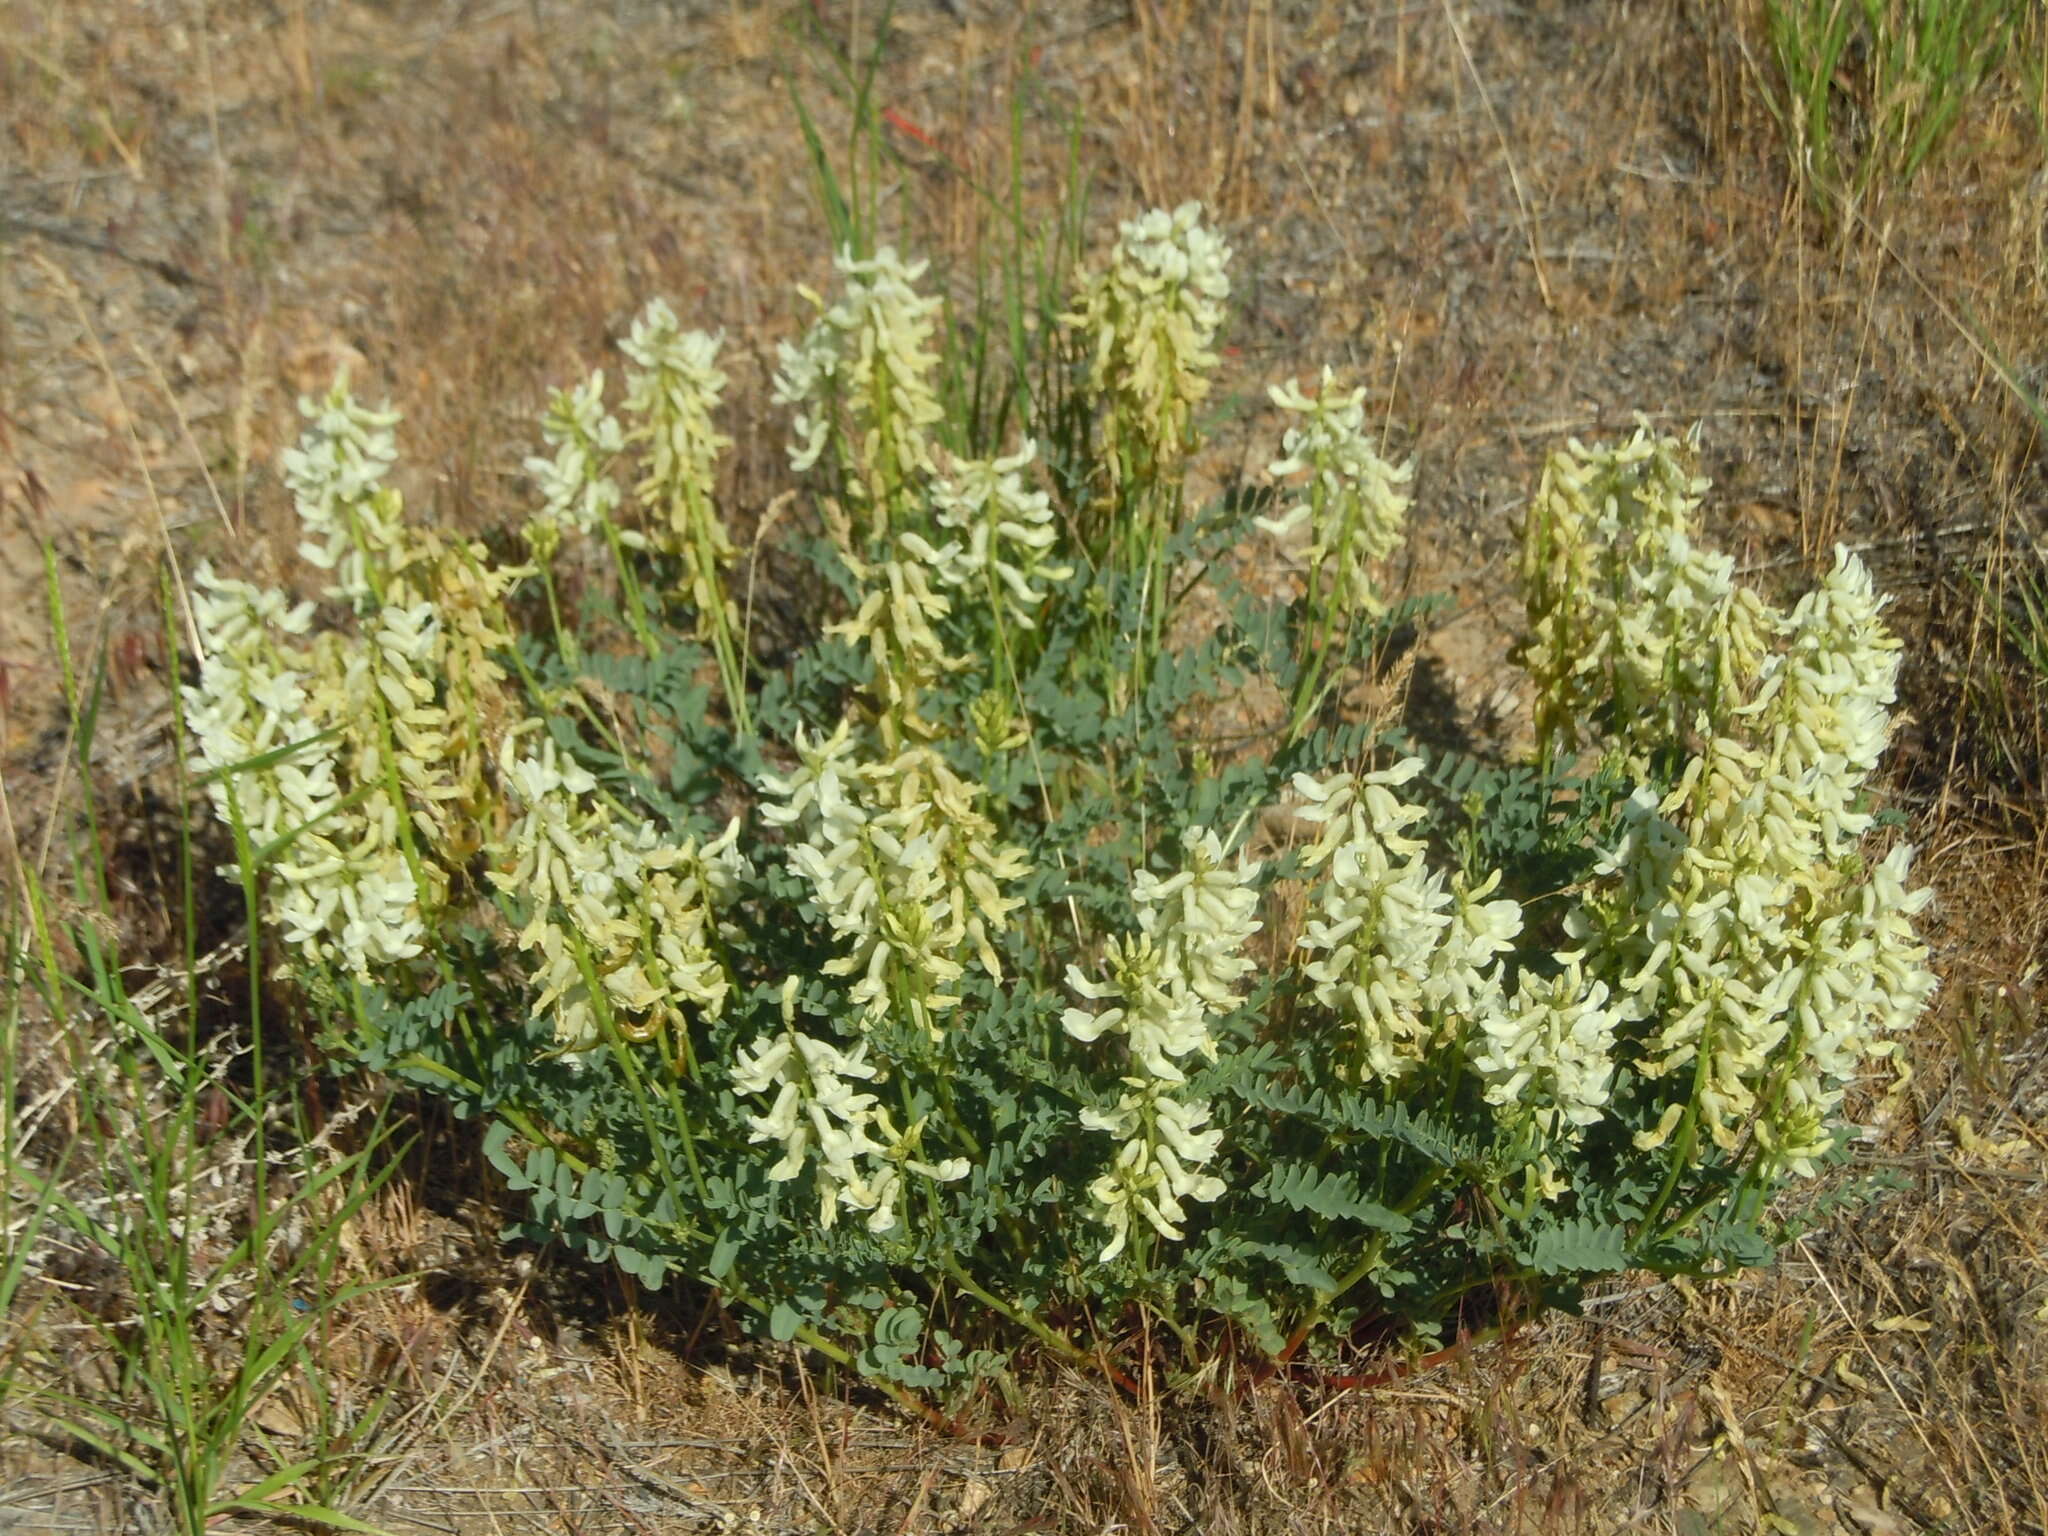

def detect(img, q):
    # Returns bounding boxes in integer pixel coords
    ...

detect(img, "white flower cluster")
[622,298,732,501]
[772,246,944,502]
[367,597,461,834]
[1286,758,1639,1185]
[488,733,744,1053]
[827,447,1077,739]
[825,537,964,745]
[185,565,327,841]
[1290,761,1523,1084]
[1256,369,1415,617]
[910,441,1074,629]
[732,986,969,1234]
[620,299,740,633]
[185,566,426,977]
[1077,1090,1226,1263]
[1064,827,1260,1261]
[281,380,405,613]
[766,251,1003,737]
[1519,426,1772,760]
[411,538,524,861]
[1752,547,1902,820]
[355,532,524,883]
[1469,955,1622,1159]
[759,721,1029,1038]
[191,387,529,981]
[1071,201,1231,465]
[300,390,517,868]
[768,257,1076,734]
[524,370,626,555]
[1546,527,1938,1175]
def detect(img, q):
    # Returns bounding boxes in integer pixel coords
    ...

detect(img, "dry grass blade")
[1438,0,1554,313]
[26,254,201,661]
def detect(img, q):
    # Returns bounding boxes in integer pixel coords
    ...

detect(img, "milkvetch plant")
[179,201,1938,1398]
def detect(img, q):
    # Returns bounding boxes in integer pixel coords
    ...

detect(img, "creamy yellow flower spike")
[1066,824,1259,1260]
[1257,368,1414,618]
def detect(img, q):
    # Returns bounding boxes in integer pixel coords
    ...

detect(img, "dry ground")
[2,0,2045,1531]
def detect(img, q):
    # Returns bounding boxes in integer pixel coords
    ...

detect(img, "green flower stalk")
[488,731,744,1056]
[1518,425,1773,766]
[759,722,1029,1041]
[773,246,945,540]
[1065,825,1259,1259]
[621,299,751,733]
[1256,368,1415,733]
[524,369,658,656]
[1070,201,1231,479]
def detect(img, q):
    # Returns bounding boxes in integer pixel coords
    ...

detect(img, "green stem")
[571,930,710,1208]
[940,1259,1087,1367]
[1288,641,1335,743]
[1290,1164,1448,1352]
[684,481,752,737]
[599,517,660,659]
[537,550,576,667]
[160,568,201,1043]
[220,779,269,1273]
[1638,1017,1717,1247]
